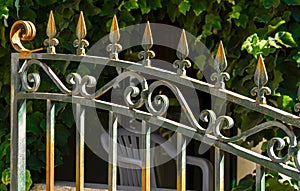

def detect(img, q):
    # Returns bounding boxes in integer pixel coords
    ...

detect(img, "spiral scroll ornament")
[10,20,44,54]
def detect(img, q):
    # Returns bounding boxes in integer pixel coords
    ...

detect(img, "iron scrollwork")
[19,59,97,98]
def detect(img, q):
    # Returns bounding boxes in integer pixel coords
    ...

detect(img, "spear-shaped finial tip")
[173,29,191,76]
[255,55,268,87]
[76,11,87,40]
[251,55,271,104]
[210,40,230,88]
[44,10,59,54]
[215,40,227,71]
[142,21,153,51]
[46,10,56,39]
[110,14,120,44]
[176,29,189,60]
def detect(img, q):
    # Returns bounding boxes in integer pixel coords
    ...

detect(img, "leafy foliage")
[232,170,296,191]
[0,168,32,191]
[1,0,300,190]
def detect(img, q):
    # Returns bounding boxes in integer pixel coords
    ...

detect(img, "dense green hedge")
[1,0,300,190]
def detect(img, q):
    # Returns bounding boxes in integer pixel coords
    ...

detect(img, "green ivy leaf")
[191,0,207,16]
[236,14,249,28]
[60,105,74,128]
[282,95,294,108]
[228,5,242,22]
[268,20,286,33]
[0,184,7,191]
[124,0,139,10]
[25,170,32,191]
[167,3,180,22]
[0,6,8,19]
[178,1,191,15]
[263,0,281,9]
[27,112,43,135]
[0,139,9,161]
[266,177,294,191]
[120,10,135,22]
[139,0,151,14]
[292,51,300,66]
[80,0,101,16]
[1,169,9,185]
[27,155,43,172]
[283,0,300,5]
[100,2,115,16]
[232,174,254,191]
[275,31,297,47]
[205,13,221,30]
[149,0,162,10]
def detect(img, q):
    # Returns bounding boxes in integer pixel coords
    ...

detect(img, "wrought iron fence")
[10,11,300,191]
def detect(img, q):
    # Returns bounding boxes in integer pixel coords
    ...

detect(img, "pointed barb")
[107,15,122,59]
[251,55,271,104]
[76,11,87,40]
[176,29,189,60]
[215,41,227,72]
[73,11,89,55]
[44,10,59,54]
[46,10,56,40]
[211,41,230,89]
[254,55,268,87]
[142,21,153,51]
[173,29,191,76]
[109,15,120,44]
[138,21,155,66]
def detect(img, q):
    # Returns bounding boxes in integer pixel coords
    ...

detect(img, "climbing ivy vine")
[0,0,300,190]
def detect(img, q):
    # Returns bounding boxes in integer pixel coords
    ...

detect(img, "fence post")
[46,100,55,191]
[10,57,26,191]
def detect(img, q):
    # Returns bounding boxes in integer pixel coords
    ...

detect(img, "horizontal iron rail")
[12,53,300,128]
[17,92,300,180]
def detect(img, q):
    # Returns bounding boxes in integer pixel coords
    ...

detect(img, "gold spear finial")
[76,11,87,40]
[109,15,120,44]
[210,41,230,88]
[73,11,89,55]
[138,21,155,66]
[46,10,56,40]
[44,10,59,54]
[173,29,191,76]
[106,15,122,59]
[251,55,271,104]
[177,29,189,60]
[142,21,153,51]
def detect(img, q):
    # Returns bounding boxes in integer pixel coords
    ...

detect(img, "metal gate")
[10,11,300,191]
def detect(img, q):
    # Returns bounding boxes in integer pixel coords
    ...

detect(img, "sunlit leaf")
[275,31,297,47]
[293,52,300,66]
[178,1,191,15]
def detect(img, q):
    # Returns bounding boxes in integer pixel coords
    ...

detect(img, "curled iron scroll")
[10,20,44,53]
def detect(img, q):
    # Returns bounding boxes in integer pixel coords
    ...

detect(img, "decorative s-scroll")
[10,20,44,53]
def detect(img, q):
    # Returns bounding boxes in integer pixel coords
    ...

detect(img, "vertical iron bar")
[46,100,55,191]
[256,165,265,191]
[142,120,151,191]
[108,111,118,191]
[11,56,26,191]
[177,133,186,191]
[215,148,224,191]
[76,104,85,191]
